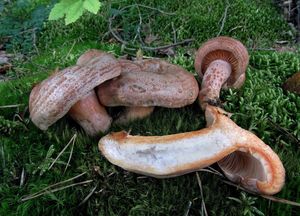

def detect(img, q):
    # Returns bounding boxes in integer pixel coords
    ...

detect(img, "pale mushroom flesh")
[99,105,285,195]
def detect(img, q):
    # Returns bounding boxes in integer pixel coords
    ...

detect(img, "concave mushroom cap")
[97,59,199,108]
[99,105,285,195]
[29,51,121,130]
[194,36,249,88]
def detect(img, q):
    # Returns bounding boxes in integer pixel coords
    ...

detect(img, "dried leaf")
[144,34,158,45]
[283,72,300,95]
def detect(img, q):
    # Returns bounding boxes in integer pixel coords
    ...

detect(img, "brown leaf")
[157,47,176,57]
[0,50,14,74]
[283,72,300,94]
[144,34,158,45]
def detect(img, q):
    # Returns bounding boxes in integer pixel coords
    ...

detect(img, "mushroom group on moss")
[29,37,285,195]
[98,37,285,195]
[29,50,199,134]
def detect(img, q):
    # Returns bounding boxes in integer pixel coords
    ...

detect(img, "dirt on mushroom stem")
[199,59,231,110]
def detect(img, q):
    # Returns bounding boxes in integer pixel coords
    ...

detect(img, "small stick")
[267,118,300,146]
[217,0,230,36]
[183,200,192,216]
[0,104,24,108]
[108,4,193,51]
[48,134,77,170]
[21,179,93,202]
[20,168,25,187]
[222,180,300,207]
[65,40,76,60]
[196,172,208,216]
[63,134,75,174]
[135,4,175,15]
[21,172,87,199]
[171,22,177,43]
[199,167,224,177]
[78,183,98,206]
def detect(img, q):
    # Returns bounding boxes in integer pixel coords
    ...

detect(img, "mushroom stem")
[115,106,155,125]
[99,105,285,195]
[199,60,231,109]
[68,91,112,136]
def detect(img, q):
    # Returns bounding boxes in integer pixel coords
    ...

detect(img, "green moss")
[1,45,300,215]
[1,0,300,215]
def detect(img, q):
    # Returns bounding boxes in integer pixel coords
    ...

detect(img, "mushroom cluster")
[29,37,285,195]
[29,50,199,135]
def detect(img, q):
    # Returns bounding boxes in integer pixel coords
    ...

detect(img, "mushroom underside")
[99,106,284,194]
[218,150,267,182]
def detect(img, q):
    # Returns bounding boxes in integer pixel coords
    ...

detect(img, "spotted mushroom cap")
[194,36,249,88]
[97,59,199,108]
[29,51,121,130]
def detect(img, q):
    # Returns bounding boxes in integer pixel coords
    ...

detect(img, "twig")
[32,29,39,55]
[196,172,208,216]
[63,134,75,174]
[21,172,87,199]
[142,39,194,51]
[78,183,98,207]
[261,194,300,207]
[248,47,276,51]
[183,200,192,216]
[65,40,76,60]
[21,179,93,202]
[0,143,5,171]
[171,22,177,43]
[267,118,300,146]
[48,134,77,170]
[135,4,175,15]
[133,4,143,44]
[199,167,224,177]
[20,168,25,187]
[217,0,230,36]
[108,4,192,51]
[0,104,24,108]
[222,180,300,207]
[4,28,37,38]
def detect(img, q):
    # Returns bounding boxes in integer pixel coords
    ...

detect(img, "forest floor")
[0,0,300,215]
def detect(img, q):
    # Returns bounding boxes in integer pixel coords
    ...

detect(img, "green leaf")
[83,0,101,14]
[48,0,73,20]
[65,0,84,25]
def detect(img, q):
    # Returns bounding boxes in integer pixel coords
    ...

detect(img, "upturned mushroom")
[97,59,199,123]
[99,105,285,195]
[29,50,121,134]
[194,36,249,109]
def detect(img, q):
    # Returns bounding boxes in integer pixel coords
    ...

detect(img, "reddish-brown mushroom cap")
[66,50,114,135]
[29,51,121,130]
[97,59,199,108]
[195,36,249,88]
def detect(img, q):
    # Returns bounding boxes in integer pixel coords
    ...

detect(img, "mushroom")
[99,105,285,195]
[67,50,114,136]
[29,50,122,133]
[283,71,300,95]
[194,36,249,109]
[97,59,199,123]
